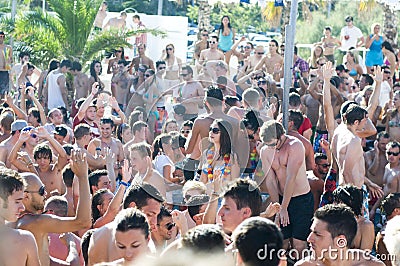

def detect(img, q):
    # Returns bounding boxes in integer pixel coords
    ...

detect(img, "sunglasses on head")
[387,151,400,156]
[25,185,46,196]
[209,127,220,134]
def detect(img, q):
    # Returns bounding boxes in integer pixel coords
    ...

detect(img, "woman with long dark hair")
[382,41,398,78]
[107,47,125,74]
[200,119,239,185]
[38,59,59,102]
[89,60,105,91]
[218,15,235,66]
[162,43,182,89]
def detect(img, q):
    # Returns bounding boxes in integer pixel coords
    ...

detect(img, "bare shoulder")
[92,222,114,241]
[348,249,385,265]
[287,135,305,149]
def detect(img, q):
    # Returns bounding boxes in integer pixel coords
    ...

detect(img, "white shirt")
[340,26,363,51]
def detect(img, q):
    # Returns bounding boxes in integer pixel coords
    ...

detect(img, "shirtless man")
[71,61,90,100]
[88,182,163,265]
[259,120,313,255]
[254,40,284,78]
[173,65,204,122]
[236,45,265,80]
[0,31,13,96]
[93,1,107,30]
[0,168,40,266]
[73,124,107,170]
[9,127,68,196]
[16,149,91,266]
[207,60,236,96]
[130,142,166,198]
[197,34,224,71]
[129,43,155,73]
[103,11,127,31]
[111,60,133,110]
[123,121,147,159]
[194,29,209,71]
[287,110,315,171]
[307,153,330,211]
[296,204,384,266]
[0,119,27,168]
[227,88,270,122]
[87,117,124,169]
[184,86,241,180]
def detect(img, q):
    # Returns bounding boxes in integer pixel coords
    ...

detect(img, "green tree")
[3,0,165,68]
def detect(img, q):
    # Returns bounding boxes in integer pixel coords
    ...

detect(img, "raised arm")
[34,150,92,233]
[9,131,35,172]
[321,62,336,140]
[4,93,28,120]
[36,127,68,171]
[27,87,46,126]
[366,66,383,117]
[76,83,98,121]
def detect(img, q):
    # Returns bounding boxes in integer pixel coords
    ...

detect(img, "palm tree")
[5,0,165,68]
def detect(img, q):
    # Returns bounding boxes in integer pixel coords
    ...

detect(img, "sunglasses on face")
[387,151,400,156]
[202,34,209,37]
[145,74,152,77]
[317,163,331,168]
[244,46,252,49]
[138,68,146,72]
[181,130,191,134]
[208,41,217,44]
[258,80,267,85]
[257,52,265,55]
[158,67,166,70]
[166,47,173,51]
[25,185,46,196]
[180,73,189,77]
[116,50,122,53]
[209,127,220,134]
[161,223,175,231]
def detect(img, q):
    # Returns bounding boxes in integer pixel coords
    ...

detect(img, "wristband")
[120,181,129,187]
[212,191,220,197]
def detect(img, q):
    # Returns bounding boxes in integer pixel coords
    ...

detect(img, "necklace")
[250,146,257,169]
[206,146,231,181]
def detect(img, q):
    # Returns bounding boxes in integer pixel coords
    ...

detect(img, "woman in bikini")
[319,26,340,65]
[163,44,182,90]
[385,90,400,141]
[218,15,235,67]
[345,51,363,80]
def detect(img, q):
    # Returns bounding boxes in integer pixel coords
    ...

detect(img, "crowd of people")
[1,3,400,265]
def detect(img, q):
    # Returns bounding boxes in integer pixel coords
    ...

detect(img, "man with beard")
[15,149,91,266]
[308,153,330,212]
[152,206,176,253]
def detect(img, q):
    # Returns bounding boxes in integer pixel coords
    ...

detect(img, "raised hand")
[373,65,383,83]
[322,61,333,80]
[110,97,119,110]
[36,126,50,139]
[19,130,32,142]
[27,86,35,99]
[121,159,132,183]
[70,149,88,179]
[91,82,99,96]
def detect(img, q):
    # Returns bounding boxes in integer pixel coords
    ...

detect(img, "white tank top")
[47,71,66,109]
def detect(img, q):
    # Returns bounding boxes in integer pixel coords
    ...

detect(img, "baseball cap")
[345,16,353,22]
[53,125,68,137]
[173,104,186,115]
[11,120,28,132]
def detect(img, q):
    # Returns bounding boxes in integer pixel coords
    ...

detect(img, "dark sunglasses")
[138,68,146,72]
[31,133,37,138]
[244,46,252,49]
[25,185,46,196]
[257,52,265,55]
[181,130,191,134]
[208,41,217,44]
[209,127,220,134]
[116,50,122,53]
[158,67,166,70]
[384,71,391,74]
[387,151,400,156]
[145,74,152,77]
[317,163,331,168]
[258,80,267,85]
[164,223,176,231]
[253,75,263,80]
[166,47,173,51]
[180,73,188,77]
[202,34,209,37]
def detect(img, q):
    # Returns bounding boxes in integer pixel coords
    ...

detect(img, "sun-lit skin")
[0,190,25,223]
[97,190,114,217]
[217,196,248,233]
[99,123,112,139]
[115,229,149,262]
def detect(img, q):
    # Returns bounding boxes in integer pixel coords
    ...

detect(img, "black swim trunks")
[0,71,10,94]
[279,191,314,241]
